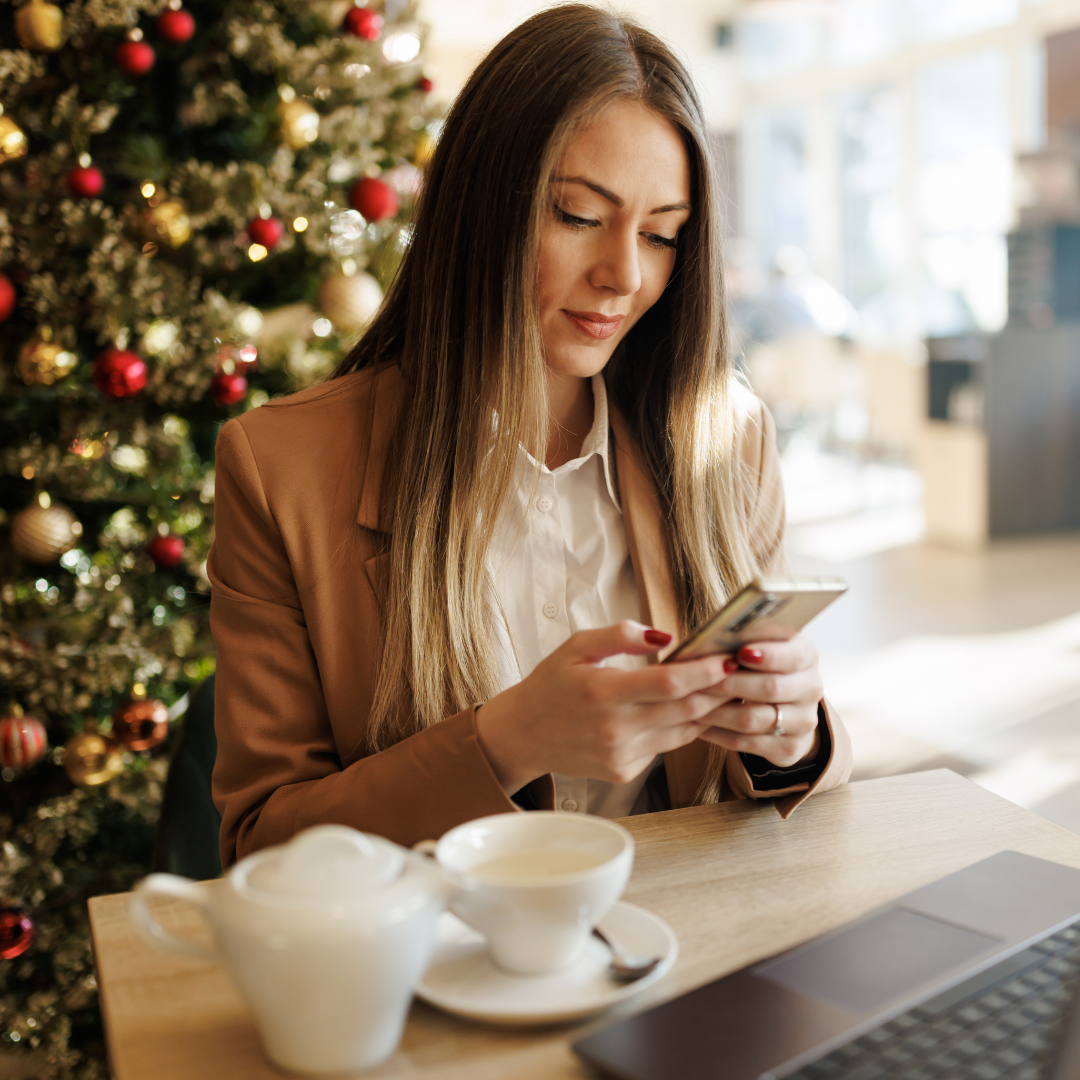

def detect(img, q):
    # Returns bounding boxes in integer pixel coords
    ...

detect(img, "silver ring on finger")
[772,703,786,738]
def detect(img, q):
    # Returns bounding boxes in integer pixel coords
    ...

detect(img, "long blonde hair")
[333,4,758,801]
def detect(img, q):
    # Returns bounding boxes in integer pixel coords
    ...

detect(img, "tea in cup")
[429,811,634,975]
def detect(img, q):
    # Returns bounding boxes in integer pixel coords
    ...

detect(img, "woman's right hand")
[474,621,733,795]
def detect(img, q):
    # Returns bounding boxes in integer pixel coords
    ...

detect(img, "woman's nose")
[589,230,641,296]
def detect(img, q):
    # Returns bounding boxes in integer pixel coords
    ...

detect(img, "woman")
[209,4,851,867]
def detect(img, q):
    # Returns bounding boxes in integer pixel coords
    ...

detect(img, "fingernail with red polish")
[644,629,672,647]
[723,659,739,674]
[739,647,764,664]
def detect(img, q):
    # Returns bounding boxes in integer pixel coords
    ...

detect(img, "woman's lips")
[561,309,625,340]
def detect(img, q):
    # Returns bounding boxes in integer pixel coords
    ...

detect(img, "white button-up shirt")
[487,374,660,818]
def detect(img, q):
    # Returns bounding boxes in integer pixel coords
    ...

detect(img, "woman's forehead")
[555,100,691,211]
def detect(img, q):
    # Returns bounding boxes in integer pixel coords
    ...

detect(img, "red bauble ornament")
[247,216,284,250]
[66,165,104,199]
[93,348,147,399]
[156,8,195,43]
[211,372,247,405]
[116,40,155,76]
[147,533,185,570]
[0,711,47,771]
[344,7,383,40]
[0,909,35,961]
[0,273,15,324]
[349,177,398,223]
[418,77,433,93]
[112,697,169,752]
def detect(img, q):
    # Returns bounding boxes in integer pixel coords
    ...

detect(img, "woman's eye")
[643,232,677,251]
[554,205,598,230]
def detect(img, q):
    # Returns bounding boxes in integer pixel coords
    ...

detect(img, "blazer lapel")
[609,404,713,809]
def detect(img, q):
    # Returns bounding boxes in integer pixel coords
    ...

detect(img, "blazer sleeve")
[209,420,521,868]
[722,389,854,812]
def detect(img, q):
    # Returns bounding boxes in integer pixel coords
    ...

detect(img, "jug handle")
[130,874,216,962]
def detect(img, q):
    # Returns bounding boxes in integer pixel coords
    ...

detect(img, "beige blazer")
[209,365,852,867]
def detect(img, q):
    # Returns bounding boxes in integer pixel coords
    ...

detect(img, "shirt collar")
[543,373,620,508]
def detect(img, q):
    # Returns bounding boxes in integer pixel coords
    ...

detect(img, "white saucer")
[415,901,678,1026]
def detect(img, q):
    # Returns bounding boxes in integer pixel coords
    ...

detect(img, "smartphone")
[663,576,848,663]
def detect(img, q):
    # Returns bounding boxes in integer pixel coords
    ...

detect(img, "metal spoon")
[591,926,662,982]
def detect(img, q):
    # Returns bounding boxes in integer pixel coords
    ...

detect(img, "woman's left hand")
[695,633,823,768]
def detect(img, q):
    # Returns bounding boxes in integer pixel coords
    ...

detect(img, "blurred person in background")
[208,4,852,866]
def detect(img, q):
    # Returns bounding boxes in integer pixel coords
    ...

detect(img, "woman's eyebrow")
[552,175,690,215]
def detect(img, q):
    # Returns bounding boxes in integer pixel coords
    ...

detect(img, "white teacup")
[428,811,634,976]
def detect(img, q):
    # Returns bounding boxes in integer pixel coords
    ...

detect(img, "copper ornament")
[112,696,169,751]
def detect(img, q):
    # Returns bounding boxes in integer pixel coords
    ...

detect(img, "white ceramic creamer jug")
[131,825,450,1074]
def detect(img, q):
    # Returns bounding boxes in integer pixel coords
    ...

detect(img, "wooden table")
[89,769,1080,1079]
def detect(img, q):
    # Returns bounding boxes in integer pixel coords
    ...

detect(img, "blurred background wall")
[416,0,1080,823]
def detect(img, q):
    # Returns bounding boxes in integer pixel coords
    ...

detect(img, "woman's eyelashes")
[553,204,678,250]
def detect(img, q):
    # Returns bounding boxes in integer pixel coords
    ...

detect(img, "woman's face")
[537,99,692,380]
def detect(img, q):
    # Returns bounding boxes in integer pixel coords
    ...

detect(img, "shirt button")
[536,495,554,513]
[542,601,559,619]
[561,798,579,812]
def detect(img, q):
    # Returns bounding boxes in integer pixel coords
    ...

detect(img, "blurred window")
[831,0,902,66]
[737,2,828,82]
[837,87,905,321]
[908,0,1018,41]
[916,50,1011,333]
[743,108,810,269]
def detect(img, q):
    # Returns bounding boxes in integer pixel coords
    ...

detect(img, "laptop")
[574,850,1080,1080]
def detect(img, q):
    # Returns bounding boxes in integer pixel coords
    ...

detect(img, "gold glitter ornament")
[63,731,124,787]
[412,131,434,168]
[17,335,78,386]
[14,0,63,51]
[11,498,82,564]
[0,110,28,166]
[145,199,191,247]
[317,271,383,331]
[278,99,320,150]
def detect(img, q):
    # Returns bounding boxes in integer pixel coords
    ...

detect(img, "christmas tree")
[0,0,435,1073]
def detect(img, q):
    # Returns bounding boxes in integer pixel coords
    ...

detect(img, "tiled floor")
[789,532,1080,833]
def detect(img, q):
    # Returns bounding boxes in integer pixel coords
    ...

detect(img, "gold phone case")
[664,576,848,662]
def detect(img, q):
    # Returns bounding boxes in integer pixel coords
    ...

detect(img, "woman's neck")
[544,370,594,470]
